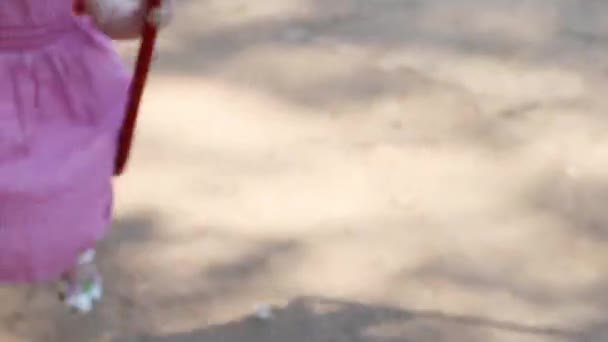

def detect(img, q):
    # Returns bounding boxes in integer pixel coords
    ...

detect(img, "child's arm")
[83,0,174,40]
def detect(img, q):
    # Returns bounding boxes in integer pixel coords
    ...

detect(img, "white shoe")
[65,291,94,314]
[60,249,103,313]
[89,281,103,302]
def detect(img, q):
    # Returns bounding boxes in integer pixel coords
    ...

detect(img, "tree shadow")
[122,296,580,342]
[132,0,608,157]
[406,249,608,341]
[390,167,608,342]
[158,0,608,72]
[154,0,608,87]
[527,169,608,242]
[401,256,608,342]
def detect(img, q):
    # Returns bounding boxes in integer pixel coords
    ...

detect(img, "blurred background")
[4,0,608,340]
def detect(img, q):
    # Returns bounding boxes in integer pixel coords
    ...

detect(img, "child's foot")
[58,249,103,314]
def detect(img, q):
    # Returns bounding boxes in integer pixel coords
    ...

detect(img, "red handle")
[114,0,161,175]
[73,0,86,14]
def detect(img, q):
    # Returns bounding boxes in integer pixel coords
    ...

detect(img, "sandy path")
[3,0,608,341]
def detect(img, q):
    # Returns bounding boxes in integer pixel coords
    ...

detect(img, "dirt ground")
[3,0,608,341]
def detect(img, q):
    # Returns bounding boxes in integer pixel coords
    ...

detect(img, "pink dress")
[0,0,129,283]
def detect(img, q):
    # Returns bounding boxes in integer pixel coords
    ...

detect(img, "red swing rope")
[115,0,161,175]
[73,0,161,175]
[73,0,86,14]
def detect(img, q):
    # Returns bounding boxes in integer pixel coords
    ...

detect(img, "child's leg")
[58,249,103,313]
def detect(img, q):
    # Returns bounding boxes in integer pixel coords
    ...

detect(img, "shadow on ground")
[4,186,608,342]
[6,1,608,342]
[129,0,608,157]
[121,297,581,342]
[155,0,608,104]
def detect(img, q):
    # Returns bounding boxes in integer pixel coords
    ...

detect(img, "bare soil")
[3,0,608,341]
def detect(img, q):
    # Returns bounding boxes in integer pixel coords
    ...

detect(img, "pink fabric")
[0,0,130,283]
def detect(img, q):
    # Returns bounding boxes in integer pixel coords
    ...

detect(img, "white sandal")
[58,249,103,314]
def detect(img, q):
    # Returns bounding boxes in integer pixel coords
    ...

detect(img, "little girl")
[0,0,173,313]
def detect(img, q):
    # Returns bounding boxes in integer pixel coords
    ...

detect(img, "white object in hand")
[86,0,172,27]
[85,0,141,23]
